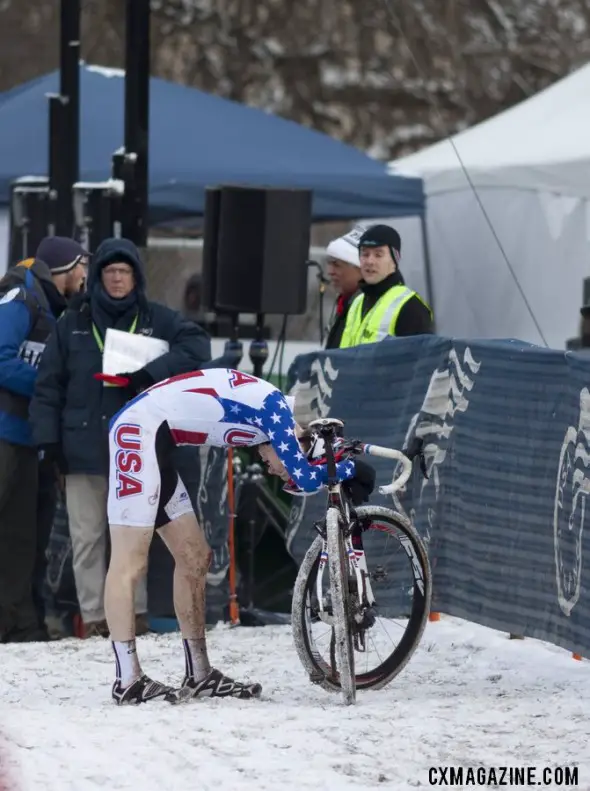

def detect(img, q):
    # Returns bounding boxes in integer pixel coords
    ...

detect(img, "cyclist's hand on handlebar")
[343,457,376,505]
[338,439,364,455]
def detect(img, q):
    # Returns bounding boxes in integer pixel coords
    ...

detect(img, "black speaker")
[201,187,222,312]
[73,181,122,253]
[202,185,312,315]
[8,177,52,266]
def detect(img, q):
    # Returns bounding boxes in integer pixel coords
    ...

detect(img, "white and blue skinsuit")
[107,368,356,527]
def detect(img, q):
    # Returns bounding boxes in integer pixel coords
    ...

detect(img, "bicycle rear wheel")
[325,506,356,704]
[292,505,431,694]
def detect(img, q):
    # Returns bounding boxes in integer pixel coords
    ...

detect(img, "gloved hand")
[115,368,154,398]
[40,442,65,467]
[39,443,67,487]
[343,458,376,506]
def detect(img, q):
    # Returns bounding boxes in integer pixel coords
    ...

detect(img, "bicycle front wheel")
[326,505,356,704]
[292,505,431,695]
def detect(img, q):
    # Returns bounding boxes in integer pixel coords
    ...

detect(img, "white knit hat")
[325,224,367,268]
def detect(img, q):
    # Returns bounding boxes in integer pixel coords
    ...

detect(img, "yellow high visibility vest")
[339,284,431,348]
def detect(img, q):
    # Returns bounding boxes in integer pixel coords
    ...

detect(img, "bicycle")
[291,418,432,705]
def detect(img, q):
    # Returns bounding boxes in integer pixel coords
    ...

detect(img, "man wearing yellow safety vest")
[340,224,433,348]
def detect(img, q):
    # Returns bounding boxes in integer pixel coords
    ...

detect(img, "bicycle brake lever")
[405,437,428,480]
[346,439,365,454]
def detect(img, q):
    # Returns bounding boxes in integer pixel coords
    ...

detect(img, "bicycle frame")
[292,422,431,702]
[315,496,365,628]
[308,419,414,630]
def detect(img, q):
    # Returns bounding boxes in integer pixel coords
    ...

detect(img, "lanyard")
[92,314,139,353]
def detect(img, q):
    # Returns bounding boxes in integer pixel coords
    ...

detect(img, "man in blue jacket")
[30,237,212,638]
[0,236,88,642]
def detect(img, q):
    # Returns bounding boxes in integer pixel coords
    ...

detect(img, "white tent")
[385,62,590,350]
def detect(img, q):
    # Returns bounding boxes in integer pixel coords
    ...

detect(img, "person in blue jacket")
[0,236,88,642]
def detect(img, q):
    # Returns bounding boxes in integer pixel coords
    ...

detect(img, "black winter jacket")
[324,291,359,350]
[30,239,211,474]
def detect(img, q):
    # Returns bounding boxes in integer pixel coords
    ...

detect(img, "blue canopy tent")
[0,64,425,223]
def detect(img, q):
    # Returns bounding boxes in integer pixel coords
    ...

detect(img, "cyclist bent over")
[105,368,359,705]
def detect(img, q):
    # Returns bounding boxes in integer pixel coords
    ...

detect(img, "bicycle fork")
[315,535,377,650]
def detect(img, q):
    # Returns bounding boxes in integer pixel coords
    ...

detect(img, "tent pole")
[49,0,80,237]
[123,0,150,246]
[419,212,436,330]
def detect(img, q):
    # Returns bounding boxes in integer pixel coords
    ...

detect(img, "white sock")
[183,638,211,682]
[112,640,141,686]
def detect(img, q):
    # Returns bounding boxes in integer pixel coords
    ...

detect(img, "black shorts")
[154,422,186,529]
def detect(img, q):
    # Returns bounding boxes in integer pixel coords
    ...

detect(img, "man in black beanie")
[0,236,88,642]
[339,224,433,347]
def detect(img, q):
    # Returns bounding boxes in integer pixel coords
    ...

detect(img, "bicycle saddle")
[308,418,344,432]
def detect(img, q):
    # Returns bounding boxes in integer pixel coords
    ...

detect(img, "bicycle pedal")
[309,671,324,684]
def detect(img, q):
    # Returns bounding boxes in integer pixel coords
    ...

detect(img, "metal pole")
[123,0,150,245]
[54,0,80,235]
[48,95,68,236]
[419,212,436,330]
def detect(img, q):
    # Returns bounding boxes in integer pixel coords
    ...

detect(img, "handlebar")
[306,418,419,495]
[359,443,413,495]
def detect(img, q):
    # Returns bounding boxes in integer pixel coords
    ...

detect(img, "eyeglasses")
[102,265,134,278]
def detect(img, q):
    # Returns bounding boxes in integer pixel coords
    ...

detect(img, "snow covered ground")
[0,616,588,791]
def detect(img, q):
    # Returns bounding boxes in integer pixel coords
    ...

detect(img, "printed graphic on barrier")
[399,345,482,542]
[286,335,590,658]
[554,386,590,617]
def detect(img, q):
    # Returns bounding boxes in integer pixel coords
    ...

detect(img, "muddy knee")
[174,540,212,577]
[159,514,210,575]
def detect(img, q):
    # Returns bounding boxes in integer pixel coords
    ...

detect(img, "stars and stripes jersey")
[112,368,356,494]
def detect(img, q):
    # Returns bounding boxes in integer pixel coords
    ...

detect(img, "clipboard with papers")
[102,328,169,376]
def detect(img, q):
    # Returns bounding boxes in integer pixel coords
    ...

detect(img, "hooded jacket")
[30,238,212,474]
[0,258,66,445]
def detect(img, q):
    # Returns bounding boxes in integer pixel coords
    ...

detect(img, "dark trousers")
[33,457,58,629]
[0,440,41,641]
